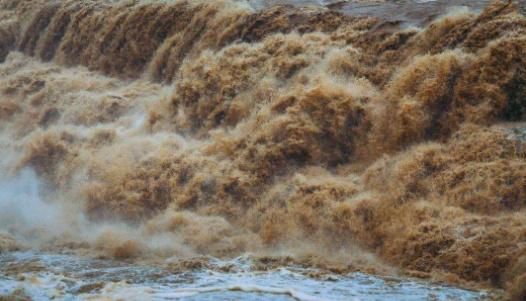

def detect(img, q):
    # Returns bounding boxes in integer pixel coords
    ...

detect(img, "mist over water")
[0,0,525,300]
[0,170,62,242]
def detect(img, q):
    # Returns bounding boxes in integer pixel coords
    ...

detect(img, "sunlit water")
[0,252,490,301]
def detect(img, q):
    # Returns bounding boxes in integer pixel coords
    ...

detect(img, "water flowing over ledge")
[0,0,525,300]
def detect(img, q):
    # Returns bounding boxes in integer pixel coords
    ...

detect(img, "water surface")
[0,252,490,301]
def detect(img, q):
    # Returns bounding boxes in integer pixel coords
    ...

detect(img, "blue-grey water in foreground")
[0,252,490,301]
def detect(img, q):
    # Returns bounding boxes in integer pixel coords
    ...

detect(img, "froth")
[0,0,525,299]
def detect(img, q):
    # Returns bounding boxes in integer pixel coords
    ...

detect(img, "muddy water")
[0,0,525,299]
[0,252,489,301]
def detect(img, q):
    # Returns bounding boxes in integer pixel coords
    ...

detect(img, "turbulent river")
[0,252,489,301]
[0,0,525,300]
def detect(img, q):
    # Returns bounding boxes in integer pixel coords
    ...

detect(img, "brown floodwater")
[0,0,525,300]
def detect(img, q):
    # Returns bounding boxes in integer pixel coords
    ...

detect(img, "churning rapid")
[0,0,525,299]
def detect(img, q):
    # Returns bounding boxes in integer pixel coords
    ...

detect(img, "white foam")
[0,252,489,301]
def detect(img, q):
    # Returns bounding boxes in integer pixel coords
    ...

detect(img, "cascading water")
[0,0,525,300]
